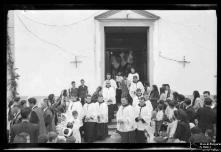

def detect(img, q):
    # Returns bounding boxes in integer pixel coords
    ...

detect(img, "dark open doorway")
[104,27,149,84]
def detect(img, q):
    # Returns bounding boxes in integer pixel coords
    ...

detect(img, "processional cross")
[70,56,82,68]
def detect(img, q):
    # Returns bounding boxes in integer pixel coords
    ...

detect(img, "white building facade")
[11,10,217,96]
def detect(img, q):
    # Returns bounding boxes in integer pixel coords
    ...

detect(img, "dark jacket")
[43,107,56,133]
[189,133,208,143]
[196,106,216,133]
[78,85,88,99]
[174,121,191,142]
[10,120,39,143]
[69,87,78,98]
[29,107,47,136]
[185,106,196,123]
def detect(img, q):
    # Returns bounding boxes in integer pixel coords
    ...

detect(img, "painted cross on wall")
[70,56,82,68]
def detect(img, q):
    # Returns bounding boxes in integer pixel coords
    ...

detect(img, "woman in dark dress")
[149,85,160,110]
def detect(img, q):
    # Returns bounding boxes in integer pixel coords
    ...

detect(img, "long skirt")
[135,130,146,143]
[96,123,108,140]
[116,89,122,105]
[108,104,114,123]
[119,130,136,143]
[84,122,97,143]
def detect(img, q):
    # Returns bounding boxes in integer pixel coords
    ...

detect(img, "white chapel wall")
[13,10,217,96]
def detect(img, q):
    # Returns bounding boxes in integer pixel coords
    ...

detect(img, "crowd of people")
[7,67,217,143]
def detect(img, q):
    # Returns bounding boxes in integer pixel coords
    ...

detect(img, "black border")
[2,2,220,151]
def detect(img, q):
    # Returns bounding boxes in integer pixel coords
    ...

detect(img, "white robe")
[116,105,136,132]
[132,96,141,107]
[103,79,117,91]
[102,87,116,105]
[129,81,144,99]
[94,102,108,123]
[67,101,84,127]
[134,104,153,131]
[127,73,139,85]
[83,103,98,122]
[68,117,82,143]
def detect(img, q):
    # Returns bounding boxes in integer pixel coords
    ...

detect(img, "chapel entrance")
[105,27,149,84]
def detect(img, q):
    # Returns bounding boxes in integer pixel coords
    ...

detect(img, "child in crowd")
[132,88,143,107]
[83,95,98,142]
[154,104,164,137]
[67,96,84,138]
[63,128,76,143]
[95,94,108,140]
[134,97,153,143]
[66,120,81,143]
[129,75,144,99]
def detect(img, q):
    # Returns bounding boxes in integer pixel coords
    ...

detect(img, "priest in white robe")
[103,80,116,123]
[134,97,153,143]
[116,95,136,143]
[129,75,144,99]
[94,94,108,140]
[82,95,98,142]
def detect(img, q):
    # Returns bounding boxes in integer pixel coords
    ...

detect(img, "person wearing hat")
[82,95,98,142]
[102,80,116,123]
[195,97,216,134]
[78,79,88,105]
[129,75,144,99]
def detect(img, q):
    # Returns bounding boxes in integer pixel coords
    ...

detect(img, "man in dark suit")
[78,79,88,105]
[10,107,39,143]
[195,97,216,133]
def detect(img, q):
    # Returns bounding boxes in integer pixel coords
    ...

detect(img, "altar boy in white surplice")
[67,96,84,138]
[129,75,144,99]
[116,95,136,143]
[102,80,116,123]
[94,94,108,140]
[134,97,153,143]
[82,95,98,143]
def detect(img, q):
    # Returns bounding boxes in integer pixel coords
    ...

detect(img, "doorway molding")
[94,10,160,86]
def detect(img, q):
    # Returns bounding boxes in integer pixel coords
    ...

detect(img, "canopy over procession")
[7,10,217,144]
